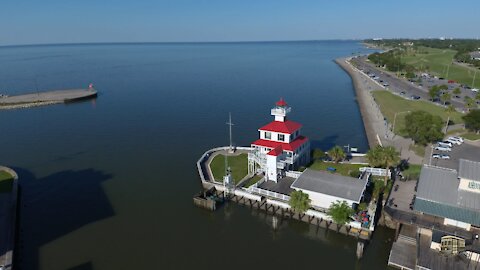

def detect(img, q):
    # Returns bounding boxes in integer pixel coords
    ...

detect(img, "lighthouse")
[248,98,310,182]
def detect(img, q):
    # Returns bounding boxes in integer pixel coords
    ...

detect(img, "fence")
[360,167,391,177]
[248,186,291,201]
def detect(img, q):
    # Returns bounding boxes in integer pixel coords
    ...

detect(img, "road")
[350,56,479,112]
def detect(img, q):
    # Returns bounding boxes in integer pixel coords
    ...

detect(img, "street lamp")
[392,110,411,135]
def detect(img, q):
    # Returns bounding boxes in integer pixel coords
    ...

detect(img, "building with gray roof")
[290,168,368,209]
[414,160,480,229]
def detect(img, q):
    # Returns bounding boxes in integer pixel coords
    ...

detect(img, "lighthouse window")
[265,132,271,139]
[278,134,285,141]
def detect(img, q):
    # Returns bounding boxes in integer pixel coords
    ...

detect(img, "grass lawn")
[0,170,14,193]
[462,132,480,141]
[402,164,422,180]
[372,90,464,136]
[401,46,480,89]
[242,175,263,188]
[409,144,426,157]
[210,153,248,184]
[309,161,363,177]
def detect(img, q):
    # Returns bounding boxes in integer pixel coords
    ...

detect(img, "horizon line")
[0,39,369,48]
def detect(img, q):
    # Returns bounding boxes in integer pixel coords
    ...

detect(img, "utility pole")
[226,113,234,153]
[473,70,477,88]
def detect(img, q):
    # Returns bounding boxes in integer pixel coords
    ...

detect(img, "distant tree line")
[366,39,480,68]
[367,49,416,75]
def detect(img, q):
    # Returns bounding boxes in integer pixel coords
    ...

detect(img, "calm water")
[0,41,394,270]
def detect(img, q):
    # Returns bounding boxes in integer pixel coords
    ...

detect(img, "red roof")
[259,120,302,134]
[276,98,288,107]
[252,136,308,152]
[267,146,283,156]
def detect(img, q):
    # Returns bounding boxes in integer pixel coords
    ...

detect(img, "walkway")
[337,58,424,164]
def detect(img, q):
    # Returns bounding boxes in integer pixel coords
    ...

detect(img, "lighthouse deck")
[0,88,97,108]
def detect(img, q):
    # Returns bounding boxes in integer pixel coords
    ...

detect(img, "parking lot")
[427,141,480,170]
[350,56,479,112]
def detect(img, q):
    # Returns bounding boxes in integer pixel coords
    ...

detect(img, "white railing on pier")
[285,171,302,179]
[248,187,291,201]
[360,167,390,177]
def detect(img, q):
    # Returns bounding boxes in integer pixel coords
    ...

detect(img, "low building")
[291,169,368,210]
[414,159,480,231]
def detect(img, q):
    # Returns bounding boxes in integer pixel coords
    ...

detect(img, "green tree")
[357,202,368,212]
[440,92,451,105]
[327,200,354,225]
[438,84,448,91]
[379,146,400,184]
[327,145,346,163]
[366,145,383,168]
[465,96,476,110]
[428,85,440,100]
[312,149,326,160]
[453,87,461,96]
[372,179,385,201]
[463,110,480,134]
[403,111,444,145]
[366,146,399,183]
[444,105,456,133]
[288,190,311,213]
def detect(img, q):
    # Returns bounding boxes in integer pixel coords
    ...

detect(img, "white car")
[472,88,479,92]
[435,146,451,152]
[438,141,453,148]
[440,154,450,159]
[449,136,464,143]
[432,154,441,159]
[446,138,462,145]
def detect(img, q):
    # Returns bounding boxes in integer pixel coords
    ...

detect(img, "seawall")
[335,58,377,149]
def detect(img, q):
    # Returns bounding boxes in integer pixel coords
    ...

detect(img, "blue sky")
[1,0,479,45]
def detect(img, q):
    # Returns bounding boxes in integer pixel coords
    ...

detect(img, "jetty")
[0,87,97,110]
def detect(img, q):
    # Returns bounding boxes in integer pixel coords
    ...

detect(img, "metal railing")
[248,187,291,201]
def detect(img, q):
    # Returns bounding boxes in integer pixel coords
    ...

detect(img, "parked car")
[440,154,450,160]
[472,88,479,92]
[432,154,441,159]
[410,95,421,100]
[446,138,462,145]
[438,141,453,148]
[435,146,451,152]
[450,136,464,143]
[400,91,406,95]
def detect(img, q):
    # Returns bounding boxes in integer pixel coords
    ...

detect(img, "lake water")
[0,41,394,269]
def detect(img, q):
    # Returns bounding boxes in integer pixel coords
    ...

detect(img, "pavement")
[350,56,479,112]
[338,58,424,164]
[425,140,480,170]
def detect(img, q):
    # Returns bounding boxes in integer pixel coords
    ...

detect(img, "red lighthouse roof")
[259,120,302,134]
[276,98,288,107]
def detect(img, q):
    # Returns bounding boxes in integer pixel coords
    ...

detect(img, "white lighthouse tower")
[249,98,310,183]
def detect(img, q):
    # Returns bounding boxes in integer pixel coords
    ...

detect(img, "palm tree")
[327,146,346,163]
[366,145,383,167]
[366,145,400,184]
[444,105,456,133]
[380,146,400,184]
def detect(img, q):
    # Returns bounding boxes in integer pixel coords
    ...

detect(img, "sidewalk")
[337,58,424,165]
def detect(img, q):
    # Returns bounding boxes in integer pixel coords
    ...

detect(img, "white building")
[248,99,310,182]
[291,169,369,210]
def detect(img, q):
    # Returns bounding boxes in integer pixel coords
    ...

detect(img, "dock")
[0,88,98,110]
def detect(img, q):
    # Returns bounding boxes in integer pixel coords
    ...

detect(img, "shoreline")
[335,57,379,149]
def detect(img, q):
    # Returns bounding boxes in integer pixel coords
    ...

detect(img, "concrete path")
[337,58,424,165]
